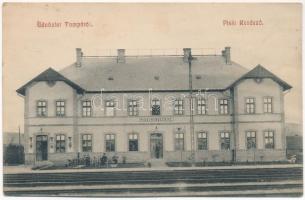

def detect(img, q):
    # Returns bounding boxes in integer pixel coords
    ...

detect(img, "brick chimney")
[117,49,126,63]
[183,48,191,62]
[76,48,83,67]
[223,46,231,65]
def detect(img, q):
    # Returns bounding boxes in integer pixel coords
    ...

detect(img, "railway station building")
[17,47,292,165]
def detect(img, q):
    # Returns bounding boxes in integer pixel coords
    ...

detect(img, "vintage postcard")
[2,3,303,197]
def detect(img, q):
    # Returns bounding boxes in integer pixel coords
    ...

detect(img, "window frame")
[104,99,116,117]
[55,100,66,117]
[197,97,207,115]
[197,131,208,150]
[105,133,116,152]
[36,100,47,117]
[128,133,139,152]
[219,99,229,115]
[245,130,257,150]
[127,99,139,116]
[151,98,161,116]
[82,134,92,152]
[55,134,66,153]
[219,131,230,150]
[174,131,184,151]
[82,100,92,117]
[174,99,184,115]
[263,96,273,113]
[264,130,275,149]
[245,97,256,114]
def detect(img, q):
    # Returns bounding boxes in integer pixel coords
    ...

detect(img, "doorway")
[36,135,48,161]
[150,133,163,159]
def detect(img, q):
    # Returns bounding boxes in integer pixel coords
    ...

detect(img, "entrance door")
[36,135,48,161]
[150,133,163,159]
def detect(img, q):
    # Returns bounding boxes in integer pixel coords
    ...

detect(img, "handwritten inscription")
[37,21,93,28]
[223,19,264,26]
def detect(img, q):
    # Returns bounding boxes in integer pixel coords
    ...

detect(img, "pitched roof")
[228,64,292,91]
[17,57,292,95]
[59,55,248,92]
[16,68,85,96]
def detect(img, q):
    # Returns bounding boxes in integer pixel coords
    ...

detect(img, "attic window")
[196,75,202,80]
[108,77,114,81]
[255,78,262,83]
[154,76,159,80]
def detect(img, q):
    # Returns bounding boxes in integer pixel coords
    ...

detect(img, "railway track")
[4,167,303,197]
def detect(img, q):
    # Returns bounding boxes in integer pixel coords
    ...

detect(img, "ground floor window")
[129,133,138,151]
[175,132,184,151]
[106,134,115,152]
[197,131,208,150]
[246,131,256,149]
[82,134,92,152]
[56,134,66,153]
[220,131,230,150]
[264,130,275,149]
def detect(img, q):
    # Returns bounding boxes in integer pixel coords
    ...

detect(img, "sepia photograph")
[2,2,303,197]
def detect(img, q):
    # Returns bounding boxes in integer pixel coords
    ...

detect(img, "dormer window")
[154,76,159,80]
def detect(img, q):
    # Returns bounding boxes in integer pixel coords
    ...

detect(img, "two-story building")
[17,47,292,165]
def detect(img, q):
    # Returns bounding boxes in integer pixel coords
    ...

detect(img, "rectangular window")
[56,134,66,153]
[82,100,92,117]
[129,133,138,151]
[105,134,115,152]
[220,131,230,150]
[56,100,65,117]
[264,97,273,113]
[264,130,275,149]
[246,98,255,114]
[128,100,138,116]
[197,132,208,150]
[219,99,229,115]
[197,98,207,115]
[37,100,47,117]
[82,134,92,152]
[246,131,256,149]
[105,100,115,116]
[151,99,161,116]
[174,99,184,115]
[175,132,184,151]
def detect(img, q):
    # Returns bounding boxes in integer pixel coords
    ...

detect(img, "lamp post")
[188,52,195,166]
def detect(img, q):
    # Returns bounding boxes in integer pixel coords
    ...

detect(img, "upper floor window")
[220,131,230,150]
[197,97,207,115]
[264,97,273,113]
[105,134,115,152]
[151,99,161,116]
[245,97,255,114]
[56,134,66,153]
[82,100,92,117]
[246,131,256,149]
[105,100,115,116]
[129,133,138,151]
[37,100,47,117]
[264,130,275,149]
[197,131,208,150]
[56,100,65,117]
[175,131,184,151]
[128,99,139,116]
[219,99,229,115]
[174,99,184,115]
[82,134,92,152]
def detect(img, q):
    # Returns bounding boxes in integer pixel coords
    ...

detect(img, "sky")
[3,3,302,133]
